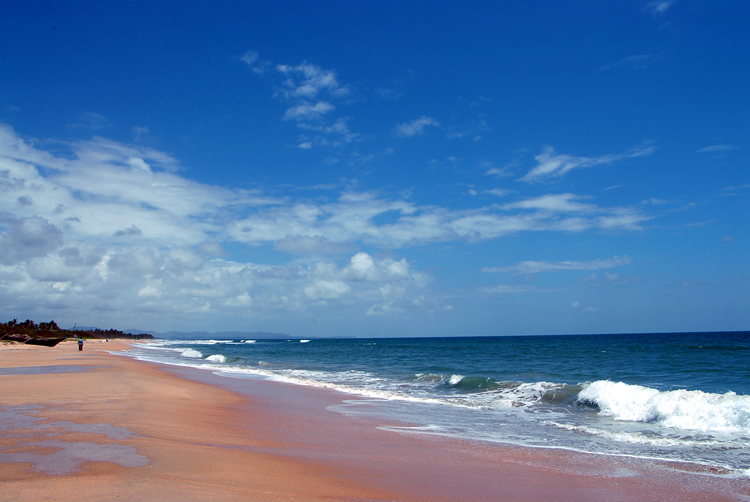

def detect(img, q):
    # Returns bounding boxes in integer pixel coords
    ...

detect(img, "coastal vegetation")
[0,318,155,342]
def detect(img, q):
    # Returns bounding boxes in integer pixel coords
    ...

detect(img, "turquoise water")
[125,332,750,474]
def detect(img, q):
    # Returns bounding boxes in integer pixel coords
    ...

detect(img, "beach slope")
[1,340,747,501]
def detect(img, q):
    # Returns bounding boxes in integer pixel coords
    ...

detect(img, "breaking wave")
[178,348,203,358]
[578,380,750,434]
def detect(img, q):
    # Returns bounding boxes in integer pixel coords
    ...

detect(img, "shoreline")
[1,340,748,501]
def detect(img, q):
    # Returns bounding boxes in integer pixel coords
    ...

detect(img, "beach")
[1,340,748,501]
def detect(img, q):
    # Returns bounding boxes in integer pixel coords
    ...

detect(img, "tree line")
[0,319,155,340]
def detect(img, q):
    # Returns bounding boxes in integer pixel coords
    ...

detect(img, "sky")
[0,1,748,337]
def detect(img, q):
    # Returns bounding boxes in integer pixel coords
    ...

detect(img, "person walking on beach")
[78,338,83,351]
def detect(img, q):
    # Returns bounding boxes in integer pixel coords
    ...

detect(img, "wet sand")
[1,340,748,501]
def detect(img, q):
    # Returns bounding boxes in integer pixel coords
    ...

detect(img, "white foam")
[178,348,203,358]
[206,354,226,363]
[547,422,703,447]
[449,374,464,385]
[578,380,750,434]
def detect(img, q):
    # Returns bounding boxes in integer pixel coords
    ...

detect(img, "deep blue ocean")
[123,332,750,475]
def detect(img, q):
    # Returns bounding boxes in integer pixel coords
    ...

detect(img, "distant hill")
[123,329,293,340]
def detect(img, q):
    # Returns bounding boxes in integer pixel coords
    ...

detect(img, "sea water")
[123,332,750,475]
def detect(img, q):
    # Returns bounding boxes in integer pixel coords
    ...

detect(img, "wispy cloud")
[583,271,642,285]
[445,118,489,140]
[485,160,520,178]
[240,50,269,74]
[520,145,655,182]
[645,1,675,15]
[482,256,632,274]
[66,112,108,131]
[395,116,440,137]
[276,62,349,100]
[600,53,666,71]
[695,144,737,153]
[283,101,334,121]
[502,193,597,213]
[229,191,648,249]
[243,51,355,146]
[723,184,750,192]
[488,188,511,197]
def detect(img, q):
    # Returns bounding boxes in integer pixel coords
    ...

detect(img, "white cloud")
[243,52,354,146]
[0,216,64,265]
[241,50,259,66]
[241,50,269,74]
[0,123,654,327]
[482,256,632,274]
[304,280,351,301]
[283,101,334,121]
[274,235,351,255]
[520,145,655,182]
[502,193,597,213]
[67,112,108,131]
[695,144,737,153]
[484,159,520,178]
[395,116,440,137]
[645,1,675,15]
[583,271,641,285]
[488,189,511,197]
[229,191,648,249]
[132,126,150,140]
[277,62,347,99]
[483,284,554,294]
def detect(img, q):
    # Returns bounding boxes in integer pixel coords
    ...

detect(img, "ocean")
[123,332,750,475]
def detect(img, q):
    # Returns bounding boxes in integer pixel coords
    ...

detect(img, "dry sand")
[1,340,748,501]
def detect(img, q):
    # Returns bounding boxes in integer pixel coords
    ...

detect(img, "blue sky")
[0,1,747,336]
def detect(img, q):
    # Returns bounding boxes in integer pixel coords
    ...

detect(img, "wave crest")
[578,380,750,434]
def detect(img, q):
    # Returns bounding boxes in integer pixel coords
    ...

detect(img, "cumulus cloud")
[520,145,655,182]
[483,256,632,274]
[304,280,351,301]
[0,123,654,326]
[395,116,440,137]
[0,216,64,265]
